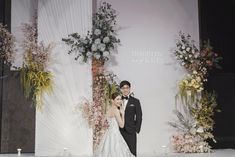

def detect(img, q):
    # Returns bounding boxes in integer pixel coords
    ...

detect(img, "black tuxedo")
[120,96,142,156]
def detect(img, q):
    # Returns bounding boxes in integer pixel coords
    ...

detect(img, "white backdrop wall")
[12,0,93,156]
[36,0,93,156]
[98,0,199,155]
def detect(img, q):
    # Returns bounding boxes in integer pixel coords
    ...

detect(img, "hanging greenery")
[19,17,53,110]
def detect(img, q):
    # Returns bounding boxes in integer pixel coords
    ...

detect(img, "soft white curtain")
[35,0,93,156]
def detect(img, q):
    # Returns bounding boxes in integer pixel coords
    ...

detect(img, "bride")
[94,92,135,157]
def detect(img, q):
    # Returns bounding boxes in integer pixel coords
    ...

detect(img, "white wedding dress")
[94,116,135,157]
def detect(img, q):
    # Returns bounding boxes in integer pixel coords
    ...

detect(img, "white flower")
[186,47,191,52]
[196,76,201,82]
[185,57,188,60]
[193,70,197,74]
[189,54,192,58]
[197,127,204,133]
[91,44,98,51]
[189,128,196,135]
[98,43,106,52]
[103,36,110,43]
[179,55,183,58]
[181,62,185,66]
[94,29,101,36]
[94,38,101,44]
[94,53,101,59]
[181,45,185,50]
[81,39,88,44]
[78,47,85,53]
[182,50,186,54]
[109,31,114,36]
[103,51,109,57]
[86,51,93,58]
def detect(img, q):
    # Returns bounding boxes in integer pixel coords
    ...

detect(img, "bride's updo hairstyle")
[111,92,120,100]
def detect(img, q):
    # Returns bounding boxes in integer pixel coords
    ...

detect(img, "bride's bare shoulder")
[106,108,119,117]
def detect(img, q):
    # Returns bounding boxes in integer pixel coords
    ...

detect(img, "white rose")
[181,45,185,50]
[94,38,101,45]
[103,51,109,57]
[193,70,197,74]
[91,44,98,51]
[103,36,110,43]
[98,43,106,52]
[94,53,101,59]
[94,29,101,35]
[186,47,191,52]
[179,55,183,58]
[189,54,192,58]
[86,51,93,58]
[185,57,188,59]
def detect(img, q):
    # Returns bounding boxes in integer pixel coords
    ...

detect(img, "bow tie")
[122,96,129,100]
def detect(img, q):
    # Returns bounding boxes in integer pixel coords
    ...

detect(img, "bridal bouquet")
[0,23,15,65]
[62,2,120,63]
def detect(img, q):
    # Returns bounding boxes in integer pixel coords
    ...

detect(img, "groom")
[119,80,143,156]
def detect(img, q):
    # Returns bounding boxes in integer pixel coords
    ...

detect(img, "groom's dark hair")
[120,80,131,88]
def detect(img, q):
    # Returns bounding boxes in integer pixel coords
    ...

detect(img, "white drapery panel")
[36,0,93,156]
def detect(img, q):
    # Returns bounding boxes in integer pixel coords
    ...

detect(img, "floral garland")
[79,70,120,150]
[169,32,222,153]
[19,17,53,110]
[63,2,120,151]
[0,23,15,65]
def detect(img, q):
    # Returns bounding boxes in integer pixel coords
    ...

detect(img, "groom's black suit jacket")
[120,96,142,156]
[123,96,142,134]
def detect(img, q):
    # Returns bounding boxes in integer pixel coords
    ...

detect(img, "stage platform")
[0,149,234,157]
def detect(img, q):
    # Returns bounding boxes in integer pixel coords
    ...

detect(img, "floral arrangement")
[0,23,15,65]
[178,71,203,104]
[171,133,211,153]
[175,32,222,104]
[62,2,120,62]
[169,32,222,153]
[175,32,221,75]
[92,70,120,150]
[19,17,53,110]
